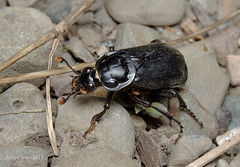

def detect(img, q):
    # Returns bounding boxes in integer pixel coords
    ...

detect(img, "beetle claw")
[82,121,97,138]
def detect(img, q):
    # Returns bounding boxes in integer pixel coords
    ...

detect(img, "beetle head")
[55,57,102,105]
[74,67,101,94]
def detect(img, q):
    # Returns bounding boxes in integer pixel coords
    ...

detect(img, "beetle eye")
[84,83,95,92]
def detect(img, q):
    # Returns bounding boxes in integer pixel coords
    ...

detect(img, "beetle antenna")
[55,57,81,75]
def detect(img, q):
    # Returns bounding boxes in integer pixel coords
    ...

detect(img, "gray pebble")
[95,6,117,36]
[78,24,104,52]
[217,159,230,167]
[230,153,240,167]
[0,0,7,8]
[104,0,187,26]
[0,83,47,146]
[0,7,55,92]
[8,0,37,7]
[54,148,140,167]
[168,135,212,166]
[208,26,240,66]
[216,106,232,135]
[65,37,95,62]
[55,96,135,160]
[130,114,147,130]
[178,40,230,115]
[223,95,240,130]
[32,0,71,23]
[115,23,160,50]
[194,0,218,15]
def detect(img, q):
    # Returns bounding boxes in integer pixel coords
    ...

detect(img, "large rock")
[172,89,219,140]
[55,96,135,160]
[104,0,187,26]
[178,40,230,115]
[0,83,47,146]
[168,135,212,166]
[54,148,140,167]
[0,7,55,92]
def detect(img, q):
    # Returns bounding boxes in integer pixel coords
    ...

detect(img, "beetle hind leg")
[129,91,183,143]
[159,89,203,128]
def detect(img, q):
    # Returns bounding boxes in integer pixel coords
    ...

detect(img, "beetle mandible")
[56,42,203,141]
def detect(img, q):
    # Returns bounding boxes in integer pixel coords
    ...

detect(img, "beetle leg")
[129,91,183,143]
[158,89,203,128]
[82,91,114,138]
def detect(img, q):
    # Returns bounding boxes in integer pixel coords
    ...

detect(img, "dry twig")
[46,36,60,155]
[187,134,240,167]
[0,0,96,73]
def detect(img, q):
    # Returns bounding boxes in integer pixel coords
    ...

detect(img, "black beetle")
[56,42,202,141]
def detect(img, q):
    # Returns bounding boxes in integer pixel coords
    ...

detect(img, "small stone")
[32,0,72,23]
[55,96,135,160]
[130,115,147,130]
[115,23,160,50]
[0,0,7,8]
[78,24,104,52]
[0,83,47,146]
[0,7,56,92]
[157,126,179,139]
[194,0,218,15]
[216,106,232,135]
[217,159,230,167]
[226,55,240,86]
[65,37,95,62]
[190,0,217,35]
[180,18,204,40]
[216,127,240,145]
[223,95,240,130]
[95,6,117,36]
[168,135,212,166]
[208,26,240,66]
[0,146,48,167]
[8,0,37,7]
[229,153,240,167]
[135,128,171,167]
[104,0,187,26]
[178,40,230,115]
[54,148,140,167]
[159,28,182,43]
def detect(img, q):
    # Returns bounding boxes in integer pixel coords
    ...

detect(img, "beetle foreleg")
[129,91,183,143]
[82,91,114,138]
[159,89,203,128]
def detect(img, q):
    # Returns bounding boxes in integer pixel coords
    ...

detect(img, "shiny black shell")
[96,43,188,91]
